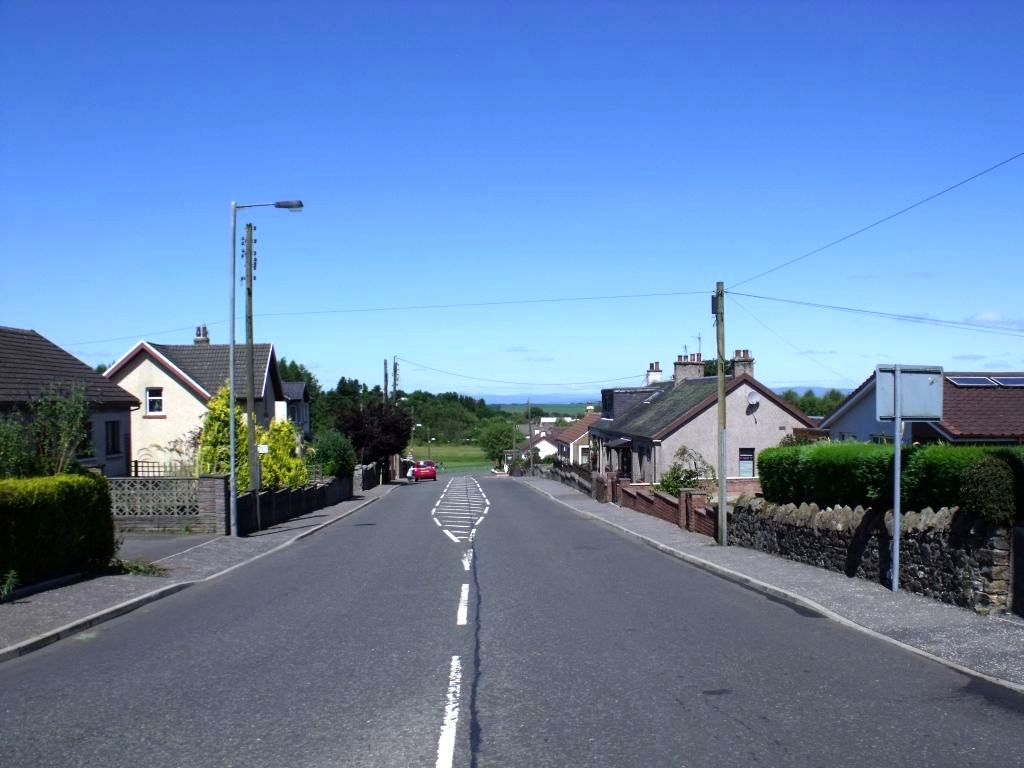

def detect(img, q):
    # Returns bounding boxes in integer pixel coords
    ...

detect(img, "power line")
[256,289,709,319]
[729,150,1024,290]
[61,289,709,346]
[728,291,1024,338]
[396,356,642,387]
[727,294,856,383]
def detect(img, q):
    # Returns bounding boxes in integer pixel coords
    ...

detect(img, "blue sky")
[2,1,1022,401]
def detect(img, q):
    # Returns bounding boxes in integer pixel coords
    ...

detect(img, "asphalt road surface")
[3,476,1023,767]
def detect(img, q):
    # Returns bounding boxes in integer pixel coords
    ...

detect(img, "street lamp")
[229,199,303,536]
[415,422,434,460]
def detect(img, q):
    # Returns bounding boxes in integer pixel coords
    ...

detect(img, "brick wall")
[726,477,762,498]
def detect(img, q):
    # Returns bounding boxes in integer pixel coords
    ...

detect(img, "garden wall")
[729,498,1012,614]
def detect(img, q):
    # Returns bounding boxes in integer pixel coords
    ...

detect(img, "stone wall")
[729,498,1012,614]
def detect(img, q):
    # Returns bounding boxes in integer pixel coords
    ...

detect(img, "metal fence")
[130,460,197,478]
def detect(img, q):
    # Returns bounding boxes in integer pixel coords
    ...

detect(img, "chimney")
[194,324,210,345]
[733,348,755,378]
[645,361,662,385]
[674,353,704,384]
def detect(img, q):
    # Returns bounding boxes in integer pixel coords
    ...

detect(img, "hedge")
[758,443,1024,525]
[0,473,115,586]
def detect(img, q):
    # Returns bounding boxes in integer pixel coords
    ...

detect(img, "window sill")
[143,414,167,419]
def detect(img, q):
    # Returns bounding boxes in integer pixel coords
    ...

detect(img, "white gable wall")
[648,382,806,480]
[109,353,209,463]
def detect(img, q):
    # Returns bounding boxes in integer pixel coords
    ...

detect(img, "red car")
[412,460,437,481]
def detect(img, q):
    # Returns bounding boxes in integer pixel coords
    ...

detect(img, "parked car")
[413,460,437,481]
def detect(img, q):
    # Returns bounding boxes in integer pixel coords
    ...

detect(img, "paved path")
[0,484,395,656]
[519,475,1024,690]
[116,533,218,564]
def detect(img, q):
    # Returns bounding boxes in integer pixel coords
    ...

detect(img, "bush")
[312,430,357,479]
[758,443,892,508]
[757,447,803,503]
[961,454,1015,525]
[0,473,115,585]
[656,463,686,497]
[257,420,308,489]
[902,444,989,511]
[802,442,892,509]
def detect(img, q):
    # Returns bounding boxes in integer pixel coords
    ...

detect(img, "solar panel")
[992,376,1024,388]
[946,376,996,387]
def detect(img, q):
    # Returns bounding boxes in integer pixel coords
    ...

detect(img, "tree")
[478,418,517,463]
[30,383,91,475]
[311,430,357,478]
[197,386,250,489]
[257,419,308,489]
[339,399,412,467]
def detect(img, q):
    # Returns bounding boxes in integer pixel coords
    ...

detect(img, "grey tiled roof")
[598,375,814,440]
[150,343,275,401]
[0,326,138,408]
[607,377,721,439]
[282,381,307,402]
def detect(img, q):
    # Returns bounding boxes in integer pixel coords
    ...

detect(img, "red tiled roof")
[937,372,1024,440]
[555,412,601,444]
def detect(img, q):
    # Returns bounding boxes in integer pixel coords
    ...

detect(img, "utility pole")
[714,281,727,546]
[383,359,388,406]
[244,223,261,527]
[392,356,399,402]
[528,399,533,473]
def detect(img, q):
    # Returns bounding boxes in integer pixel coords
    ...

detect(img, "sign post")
[875,365,943,592]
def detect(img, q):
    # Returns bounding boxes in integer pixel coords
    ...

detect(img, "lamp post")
[229,199,303,536]
[415,422,433,459]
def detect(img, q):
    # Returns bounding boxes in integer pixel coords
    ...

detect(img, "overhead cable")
[729,150,1024,290]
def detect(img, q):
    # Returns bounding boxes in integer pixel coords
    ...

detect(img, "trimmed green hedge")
[758,443,1024,524]
[0,473,115,585]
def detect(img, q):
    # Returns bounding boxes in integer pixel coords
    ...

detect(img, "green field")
[405,441,493,474]
[497,403,593,417]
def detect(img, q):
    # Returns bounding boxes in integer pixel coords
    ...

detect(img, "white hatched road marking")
[431,476,490,544]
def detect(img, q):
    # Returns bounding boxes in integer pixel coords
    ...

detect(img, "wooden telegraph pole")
[714,281,728,546]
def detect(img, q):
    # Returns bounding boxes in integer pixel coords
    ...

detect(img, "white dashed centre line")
[456,584,469,626]
[435,655,462,768]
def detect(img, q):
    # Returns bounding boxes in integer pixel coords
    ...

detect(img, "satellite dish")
[747,391,760,406]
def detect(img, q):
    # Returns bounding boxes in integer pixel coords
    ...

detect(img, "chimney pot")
[743,349,750,358]
[677,355,684,362]
[697,352,702,362]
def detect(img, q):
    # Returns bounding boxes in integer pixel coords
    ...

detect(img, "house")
[590,351,814,493]
[276,381,312,439]
[526,428,561,460]
[0,326,139,476]
[556,411,601,466]
[104,326,285,465]
[821,370,1024,444]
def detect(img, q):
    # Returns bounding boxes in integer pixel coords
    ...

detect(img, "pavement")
[518,475,1024,692]
[0,482,397,662]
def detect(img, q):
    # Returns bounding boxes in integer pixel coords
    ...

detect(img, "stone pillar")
[198,474,230,535]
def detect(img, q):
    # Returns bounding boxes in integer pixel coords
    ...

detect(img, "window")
[146,387,163,414]
[739,448,755,478]
[105,421,121,455]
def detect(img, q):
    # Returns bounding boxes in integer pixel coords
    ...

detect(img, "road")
[2,475,1023,767]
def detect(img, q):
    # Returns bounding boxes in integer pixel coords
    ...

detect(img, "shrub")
[802,442,893,509]
[757,446,803,503]
[312,429,357,479]
[0,473,115,585]
[902,444,989,511]
[961,454,1015,525]
[257,420,308,489]
[656,463,687,497]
